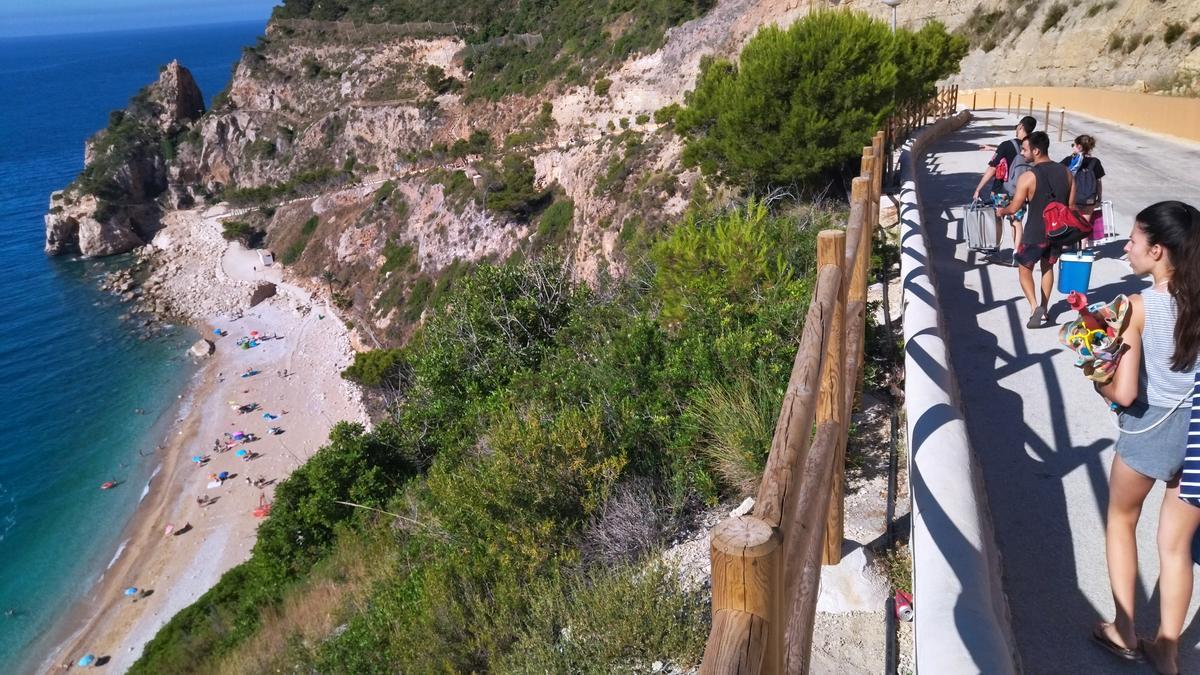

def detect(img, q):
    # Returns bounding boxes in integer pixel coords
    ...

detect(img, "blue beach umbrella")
[235,449,248,458]
[124,587,138,597]
[78,654,96,667]
[212,328,222,335]
[191,455,203,463]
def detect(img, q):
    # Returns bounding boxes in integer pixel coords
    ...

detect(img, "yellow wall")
[960,87,1200,144]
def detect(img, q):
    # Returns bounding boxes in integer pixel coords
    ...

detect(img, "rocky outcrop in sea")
[44,61,204,257]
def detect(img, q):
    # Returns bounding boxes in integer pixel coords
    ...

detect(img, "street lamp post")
[880,0,901,32]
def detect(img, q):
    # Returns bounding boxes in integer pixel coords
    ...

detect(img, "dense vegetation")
[272,0,715,99]
[129,200,844,673]
[127,7,955,671]
[675,11,966,193]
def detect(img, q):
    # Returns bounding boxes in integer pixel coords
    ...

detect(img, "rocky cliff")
[843,0,1200,92]
[48,0,1197,341]
[44,60,205,256]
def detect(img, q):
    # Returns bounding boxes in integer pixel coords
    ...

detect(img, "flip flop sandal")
[1026,307,1045,329]
[1137,638,1180,675]
[1090,625,1144,662]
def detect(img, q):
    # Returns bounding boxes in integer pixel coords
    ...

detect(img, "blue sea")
[0,21,266,668]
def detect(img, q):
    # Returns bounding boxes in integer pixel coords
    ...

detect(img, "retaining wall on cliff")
[898,110,1019,674]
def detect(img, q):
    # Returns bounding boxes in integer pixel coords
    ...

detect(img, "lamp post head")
[880,0,902,7]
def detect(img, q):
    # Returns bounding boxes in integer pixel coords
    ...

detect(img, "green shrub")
[593,78,612,96]
[1086,1,1117,18]
[535,199,574,249]
[220,220,262,246]
[676,11,966,193]
[1041,3,1068,33]
[1108,33,1125,51]
[1191,33,1200,49]
[493,563,709,672]
[404,277,434,321]
[301,54,322,78]
[1165,22,1186,45]
[690,374,779,497]
[372,179,395,206]
[636,113,651,125]
[280,216,319,264]
[654,103,681,125]
[483,154,550,219]
[379,238,414,276]
[342,349,405,387]
[1125,33,1143,53]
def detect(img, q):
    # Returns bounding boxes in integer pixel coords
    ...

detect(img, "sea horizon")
[0,20,267,668]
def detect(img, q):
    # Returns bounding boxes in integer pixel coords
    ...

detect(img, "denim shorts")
[1116,401,1192,481]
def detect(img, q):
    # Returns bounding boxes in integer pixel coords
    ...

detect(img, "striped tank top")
[1143,287,1199,408]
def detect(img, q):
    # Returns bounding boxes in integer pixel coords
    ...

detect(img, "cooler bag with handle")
[1057,250,1095,295]
[964,200,998,251]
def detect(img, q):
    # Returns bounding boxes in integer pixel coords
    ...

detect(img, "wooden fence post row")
[702,92,934,673]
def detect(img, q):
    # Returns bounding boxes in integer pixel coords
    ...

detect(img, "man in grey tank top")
[998,131,1076,328]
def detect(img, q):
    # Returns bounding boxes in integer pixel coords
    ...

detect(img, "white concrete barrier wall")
[899,111,1020,674]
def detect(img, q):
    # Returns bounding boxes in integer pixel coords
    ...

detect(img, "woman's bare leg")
[1104,455,1156,647]
[1146,482,1200,674]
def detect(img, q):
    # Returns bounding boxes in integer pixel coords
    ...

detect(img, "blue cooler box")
[1058,251,1095,295]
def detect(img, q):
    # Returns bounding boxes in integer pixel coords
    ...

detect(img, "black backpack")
[1074,160,1098,204]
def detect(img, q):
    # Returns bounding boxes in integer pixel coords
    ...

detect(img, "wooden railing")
[699,86,958,674]
[884,85,958,187]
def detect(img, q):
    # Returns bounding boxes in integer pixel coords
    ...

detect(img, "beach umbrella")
[191,455,203,463]
[236,449,248,458]
[78,654,96,667]
[232,431,245,440]
[212,328,221,335]
[262,412,276,420]
[250,330,259,338]
[218,471,230,481]
[124,587,138,597]
[164,523,174,536]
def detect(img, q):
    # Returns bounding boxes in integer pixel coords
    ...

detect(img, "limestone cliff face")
[45,60,204,256]
[49,1,1195,339]
[841,0,1200,91]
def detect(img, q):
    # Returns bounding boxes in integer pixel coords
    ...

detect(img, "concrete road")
[917,109,1200,673]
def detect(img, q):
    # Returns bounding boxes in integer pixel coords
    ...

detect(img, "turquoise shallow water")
[0,21,265,667]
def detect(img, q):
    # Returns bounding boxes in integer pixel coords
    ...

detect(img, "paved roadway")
[917,109,1200,673]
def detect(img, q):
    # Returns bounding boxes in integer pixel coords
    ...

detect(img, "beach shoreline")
[29,208,368,674]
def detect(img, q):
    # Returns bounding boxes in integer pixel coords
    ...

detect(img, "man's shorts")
[991,192,1025,221]
[1015,241,1062,269]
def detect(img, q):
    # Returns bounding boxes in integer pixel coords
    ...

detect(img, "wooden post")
[1017,94,1021,113]
[1044,101,1050,130]
[847,175,871,406]
[1029,98,1034,118]
[861,147,875,235]
[702,516,780,675]
[1060,108,1066,142]
[993,90,997,109]
[1007,91,1012,113]
[817,231,847,565]
[953,84,959,112]
[971,91,977,111]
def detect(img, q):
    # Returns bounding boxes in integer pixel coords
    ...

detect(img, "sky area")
[0,0,280,38]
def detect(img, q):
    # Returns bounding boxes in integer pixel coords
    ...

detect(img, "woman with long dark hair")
[1092,201,1200,674]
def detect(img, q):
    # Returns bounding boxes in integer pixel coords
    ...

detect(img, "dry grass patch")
[212,529,393,675]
